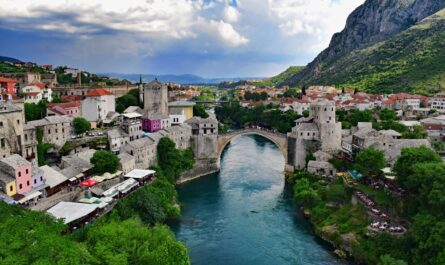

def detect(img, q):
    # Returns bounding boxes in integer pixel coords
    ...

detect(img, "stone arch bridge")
[217,128,288,165]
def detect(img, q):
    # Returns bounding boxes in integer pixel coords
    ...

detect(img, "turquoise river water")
[170,135,352,265]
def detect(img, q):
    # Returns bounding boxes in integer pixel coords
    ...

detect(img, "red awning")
[79,179,98,187]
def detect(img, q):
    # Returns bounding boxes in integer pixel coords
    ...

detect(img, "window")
[17,119,20,125]
[27,181,30,186]
[26,169,29,174]
[19,184,22,189]
[34,179,37,184]
[0,121,3,127]
[0,138,4,148]
[25,134,28,141]
[48,129,51,134]
[40,176,43,181]
[18,171,21,177]
[9,185,13,192]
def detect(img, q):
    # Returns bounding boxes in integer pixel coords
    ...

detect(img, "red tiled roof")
[86,88,112,97]
[47,101,80,109]
[25,92,40,96]
[61,95,83,102]
[0,77,17,83]
[30,82,46,89]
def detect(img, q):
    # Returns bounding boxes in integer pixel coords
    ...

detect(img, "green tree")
[355,147,386,176]
[157,137,194,182]
[393,146,442,187]
[90,150,119,175]
[24,101,46,121]
[73,117,91,135]
[378,255,408,265]
[85,218,190,265]
[401,125,427,139]
[293,178,320,207]
[379,109,397,121]
[116,93,138,113]
[193,104,209,118]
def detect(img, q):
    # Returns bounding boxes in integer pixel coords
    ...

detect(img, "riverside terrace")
[44,169,156,230]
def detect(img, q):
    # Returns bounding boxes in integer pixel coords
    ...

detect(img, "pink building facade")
[142,117,161,132]
[0,154,33,194]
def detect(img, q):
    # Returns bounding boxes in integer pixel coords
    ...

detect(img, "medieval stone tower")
[143,79,168,117]
[286,99,341,170]
[311,100,342,152]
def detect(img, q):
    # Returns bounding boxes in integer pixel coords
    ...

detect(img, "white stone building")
[81,88,115,123]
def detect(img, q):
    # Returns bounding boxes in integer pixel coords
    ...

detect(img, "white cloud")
[213,20,249,46]
[223,6,241,23]
[268,0,362,38]
[0,0,365,76]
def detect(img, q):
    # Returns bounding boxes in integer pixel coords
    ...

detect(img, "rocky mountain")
[284,0,445,92]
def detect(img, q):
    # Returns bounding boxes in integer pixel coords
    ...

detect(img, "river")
[170,135,351,265]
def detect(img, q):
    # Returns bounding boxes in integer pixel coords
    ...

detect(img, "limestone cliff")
[284,0,445,89]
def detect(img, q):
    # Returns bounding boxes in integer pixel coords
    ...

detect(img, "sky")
[0,0,365,78]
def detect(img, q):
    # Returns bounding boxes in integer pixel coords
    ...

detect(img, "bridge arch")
[217,129,288,167]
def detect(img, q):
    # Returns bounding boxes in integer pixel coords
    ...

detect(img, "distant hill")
[282,0,445,93]
[102,73,265,85]
[0,56,22,63]
[255,66,303,87]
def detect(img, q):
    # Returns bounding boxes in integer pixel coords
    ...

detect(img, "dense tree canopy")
[355,147,386,176]
[90,150,119,175]
[73,117,91,135]
[215,101,300,133]
[24,101,46,121]
[157,137,194,182]
[393,146,442,188]
[193,104,209,118]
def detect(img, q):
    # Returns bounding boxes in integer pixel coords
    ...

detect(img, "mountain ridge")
[283,0,445,92]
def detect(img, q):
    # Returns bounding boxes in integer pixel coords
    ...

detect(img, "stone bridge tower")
[287,99,341,170]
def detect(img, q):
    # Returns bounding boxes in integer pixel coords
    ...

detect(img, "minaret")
[139,74,144,104]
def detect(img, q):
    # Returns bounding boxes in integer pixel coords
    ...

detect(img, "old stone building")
[0,98,25,160]
[163,124,192,150]
[23,124,37,166]
[120,137,157,169]
[287,99,342,169]
[28,116,73,148]
[143,79,168,117]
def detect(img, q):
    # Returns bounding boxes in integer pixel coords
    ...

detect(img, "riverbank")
[287,170,412,265]
[172,135,349,265]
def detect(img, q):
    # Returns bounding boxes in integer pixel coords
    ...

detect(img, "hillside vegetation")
[294,9,445,94]
[254,66,303,87]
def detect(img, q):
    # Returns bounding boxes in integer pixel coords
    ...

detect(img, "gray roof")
[23,123,36,131]
[123,106,143,114]
[31,166,44,176]
[0,101,22,113]
[168,101,196,107]
[107,128,128,139]
[185,116,218,125]
[118,153,134,164]
[296,122,319,132]
[308,160,335,169]
[0,171,15,184]
[126,137,154,149]
[295,117,313,123]
[342,135,353,144]
[28,116,72,127]
[384,140,431,165]
[0,154,31,168]
[379,130,402,137]
[47,201,98,224]
[40,165,68,188]
[353,128,378,138]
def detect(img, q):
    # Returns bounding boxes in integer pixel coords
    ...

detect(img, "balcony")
[26,152,35,160]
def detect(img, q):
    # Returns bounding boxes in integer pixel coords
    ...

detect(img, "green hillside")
[286,9,445,94]
[253,66,303,87]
